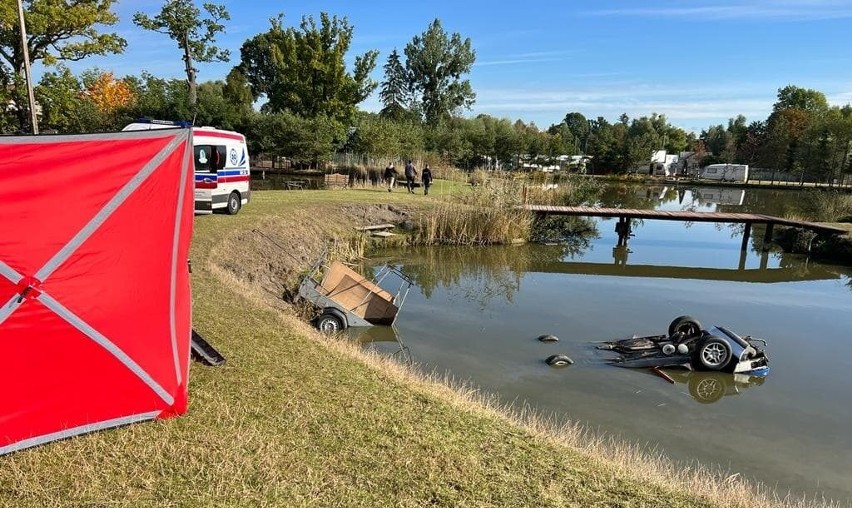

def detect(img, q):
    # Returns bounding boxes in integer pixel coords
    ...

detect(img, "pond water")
[361,185,852,504]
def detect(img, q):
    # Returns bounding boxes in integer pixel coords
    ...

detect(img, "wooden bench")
[324,173,348,189]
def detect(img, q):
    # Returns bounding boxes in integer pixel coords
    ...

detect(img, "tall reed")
[414,175,533,245]
[805,190,852,222]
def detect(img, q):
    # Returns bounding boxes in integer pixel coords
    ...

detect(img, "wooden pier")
[523,205,848,251]
[527,259,843,284]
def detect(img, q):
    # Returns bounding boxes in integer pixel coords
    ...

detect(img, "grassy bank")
[0,187,836,507]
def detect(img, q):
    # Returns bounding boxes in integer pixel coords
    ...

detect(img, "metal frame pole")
[16,0,39,134]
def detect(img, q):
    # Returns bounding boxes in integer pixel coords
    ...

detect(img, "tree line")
[2,1,851,182]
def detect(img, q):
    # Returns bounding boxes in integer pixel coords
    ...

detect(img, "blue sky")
[51,0,852,133]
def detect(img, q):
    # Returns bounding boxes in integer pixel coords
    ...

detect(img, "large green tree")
[798,106,852,184]
[346,112,424,158]
[563,112,589,152]
[404,18,475,125]
[238,13,378,125]
[587,117,628,173]
[122,72,190,123]
[701,124,735,162]
[772,85,828,115]
[0,0,125,132]
[247,110,344,168]
[35,66,100,133]
[763,85,827,176]
[133,0,230,111]
[379,49,414,121]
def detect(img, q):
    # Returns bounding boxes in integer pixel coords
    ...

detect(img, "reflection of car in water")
[597,316,770,374]
[668,371,767,404]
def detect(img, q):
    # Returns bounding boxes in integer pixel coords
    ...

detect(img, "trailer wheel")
[668,315,701,339]
[317,313,344,334]
[696,338,732,371]
[226,191,241,215]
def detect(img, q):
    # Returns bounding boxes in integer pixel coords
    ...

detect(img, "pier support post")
[760,250,769,270]
[740,222,752,251]
[738,248,747,270]
[762,222,775,251]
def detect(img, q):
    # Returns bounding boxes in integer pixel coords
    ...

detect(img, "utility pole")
[16,0,39,134]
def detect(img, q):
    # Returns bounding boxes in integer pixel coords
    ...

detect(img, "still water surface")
[362,185,852,503]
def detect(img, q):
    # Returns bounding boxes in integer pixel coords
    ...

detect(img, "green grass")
[0,188,833,508]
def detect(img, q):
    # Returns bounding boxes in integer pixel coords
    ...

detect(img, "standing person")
[383,163,398,192]
[404,160,418,193]
[422,164,433,195]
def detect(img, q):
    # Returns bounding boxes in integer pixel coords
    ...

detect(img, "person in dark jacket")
[421,164,433,195]
[404,160,418,193]
[383,163,398,192]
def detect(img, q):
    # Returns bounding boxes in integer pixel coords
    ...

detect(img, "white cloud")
[586,0,852,21]
[475,50,578,67]
[468,82,777,130]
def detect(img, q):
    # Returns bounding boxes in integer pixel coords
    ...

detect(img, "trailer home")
[700,164,749,182]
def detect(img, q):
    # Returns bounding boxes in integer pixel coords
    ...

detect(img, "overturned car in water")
[597,316,769,374]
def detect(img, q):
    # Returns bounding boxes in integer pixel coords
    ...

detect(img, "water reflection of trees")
[371,245,575,308]
[530,216,599,253]
[595,183,660,209]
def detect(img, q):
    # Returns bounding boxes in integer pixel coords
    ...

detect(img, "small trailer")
[700,163,749,182]
[296,255,413,333]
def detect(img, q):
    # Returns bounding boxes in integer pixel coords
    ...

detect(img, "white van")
[122,120,251,214]
[700,164,749,183]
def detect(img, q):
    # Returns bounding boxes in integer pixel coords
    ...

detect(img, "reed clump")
[780,190,852,223]
[524,172,603,206]
[414,174,533,245]
[806,190,852,222]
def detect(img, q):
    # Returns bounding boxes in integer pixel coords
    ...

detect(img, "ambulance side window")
[194,145,214,172]
[214,145,227,170]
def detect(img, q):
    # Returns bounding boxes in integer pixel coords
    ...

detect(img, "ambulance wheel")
[226,191,241,215]
[317,313,343,334]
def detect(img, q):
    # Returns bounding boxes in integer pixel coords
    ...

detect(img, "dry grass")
[800,191,852,222]
[414,174,534,245]
[0,188,842,508]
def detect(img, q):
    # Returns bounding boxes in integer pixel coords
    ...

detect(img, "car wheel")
[226,191,241,215]
[668,315,701,338]
[316,313,343,334]
[545,354,574,368]
[696,338,732,371]
[688,376,726,404]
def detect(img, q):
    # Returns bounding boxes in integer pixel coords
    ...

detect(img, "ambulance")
[122,119,251,214]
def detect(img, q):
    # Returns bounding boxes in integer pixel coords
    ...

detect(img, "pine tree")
[379,49,412,120]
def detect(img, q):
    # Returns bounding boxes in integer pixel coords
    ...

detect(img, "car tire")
[316,313,344,334]
[668,315,701,338]
[688,376,726,404]
[696,338,732,371]
[545,354,574,368]
[226,191,241,215]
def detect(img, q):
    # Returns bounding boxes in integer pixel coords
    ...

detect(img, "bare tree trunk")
[182,33,197,113]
